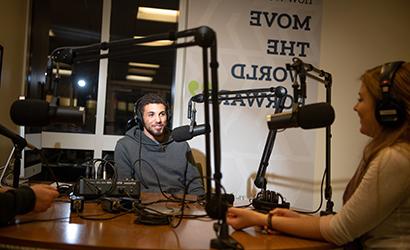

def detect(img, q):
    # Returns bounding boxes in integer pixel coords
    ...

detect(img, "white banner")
[178,0,323,209]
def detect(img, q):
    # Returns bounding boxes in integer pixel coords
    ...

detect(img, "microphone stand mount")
[287,57,335,215]
[190,86,294,213]
[0,123,31,188]
[251,90,291,212]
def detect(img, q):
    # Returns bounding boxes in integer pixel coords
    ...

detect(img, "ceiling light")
[52,68,72,76]
[126,75,153,82]
[77,79,86,87]
[128,62,160,69]
[137,7,178,23]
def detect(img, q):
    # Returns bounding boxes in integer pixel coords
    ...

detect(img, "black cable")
[35,148,74,197]
[78,211,131,221]
[137,129,148,189]
[294,166,326,215]
[125,129,207,227]
[133,158,173,200]
[134,203,172,226]
[168,161,189,228]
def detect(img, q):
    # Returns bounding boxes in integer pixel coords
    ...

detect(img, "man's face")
[142,103,168,141]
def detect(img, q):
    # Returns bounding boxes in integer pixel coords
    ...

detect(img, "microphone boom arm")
[188,86,292,123]
[287,57,334,215]
[0,123,30,188]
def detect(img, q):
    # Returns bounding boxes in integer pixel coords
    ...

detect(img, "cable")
[294,165,326,215]
[137,129,148,189]
[35,149,74,197]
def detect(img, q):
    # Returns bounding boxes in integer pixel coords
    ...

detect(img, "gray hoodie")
[114,126,205,195]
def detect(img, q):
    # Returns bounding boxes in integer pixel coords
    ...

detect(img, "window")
[105,0,179,135]
[25,0,180,180]
[28,0,103,134]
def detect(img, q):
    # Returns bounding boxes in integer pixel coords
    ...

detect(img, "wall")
[0,0,29,164]
[316,0,410,210]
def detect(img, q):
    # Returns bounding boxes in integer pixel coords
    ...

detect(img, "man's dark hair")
[137,93,169,115]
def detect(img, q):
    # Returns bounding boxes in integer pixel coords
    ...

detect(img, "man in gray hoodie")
[114,94,204,195]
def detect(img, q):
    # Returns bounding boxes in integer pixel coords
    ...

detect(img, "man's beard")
[145,125,165,138]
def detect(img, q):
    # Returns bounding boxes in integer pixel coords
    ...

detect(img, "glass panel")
[27,0,103,133]
[102,151,114,161]
[104,0,179,135]
[31,148,94,182]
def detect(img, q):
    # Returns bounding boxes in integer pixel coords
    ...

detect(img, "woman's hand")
[227,207,266,230]
[270,208,305,218]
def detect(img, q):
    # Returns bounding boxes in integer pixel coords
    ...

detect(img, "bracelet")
[267,212,274,230]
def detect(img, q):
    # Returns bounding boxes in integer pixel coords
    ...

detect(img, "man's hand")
[30,184,59,212]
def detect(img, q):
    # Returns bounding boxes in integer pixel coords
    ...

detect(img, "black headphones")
[133,97,144,130]
[375,61,406,127]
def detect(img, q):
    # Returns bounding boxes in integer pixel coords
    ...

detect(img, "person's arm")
[227,207,325,241]
[228,145,410,245]
[320,145,410,245]
[114,140,134,180]
[0,186,35,225]
[0,184,58,226]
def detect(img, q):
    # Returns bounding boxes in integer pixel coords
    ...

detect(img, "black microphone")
[267,102,335,130]
[10,99,85,127]
[191,93,205,103]
[171,124,210,142]
[52,48,75,65]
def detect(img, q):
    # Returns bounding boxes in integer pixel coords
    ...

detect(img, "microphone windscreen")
[171,125,193,142]
[298,102,335,129]
[191,93,205,103]
[10,99,50,126]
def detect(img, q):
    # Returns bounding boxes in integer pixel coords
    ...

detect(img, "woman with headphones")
[227,62,410,249]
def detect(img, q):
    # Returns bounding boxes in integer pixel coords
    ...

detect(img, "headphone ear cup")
[133,99,144,130]
[375,99,406,127]
[167,110,172,125]
[135,109,144,130]
[376,61,406,127]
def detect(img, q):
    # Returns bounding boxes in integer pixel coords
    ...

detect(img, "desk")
[0,194,335,250]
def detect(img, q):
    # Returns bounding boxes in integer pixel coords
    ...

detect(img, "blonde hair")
[343,62,410,203]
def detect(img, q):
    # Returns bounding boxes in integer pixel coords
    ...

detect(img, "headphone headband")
[379,61,404,87]
[375,61,406,127]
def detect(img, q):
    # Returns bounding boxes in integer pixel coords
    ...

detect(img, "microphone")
[10,99,85,127]
[0,124,37,150]
[51,48,75,65]
[191,93,206,103]
[172,124,210,142]
[267,102,335,130]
